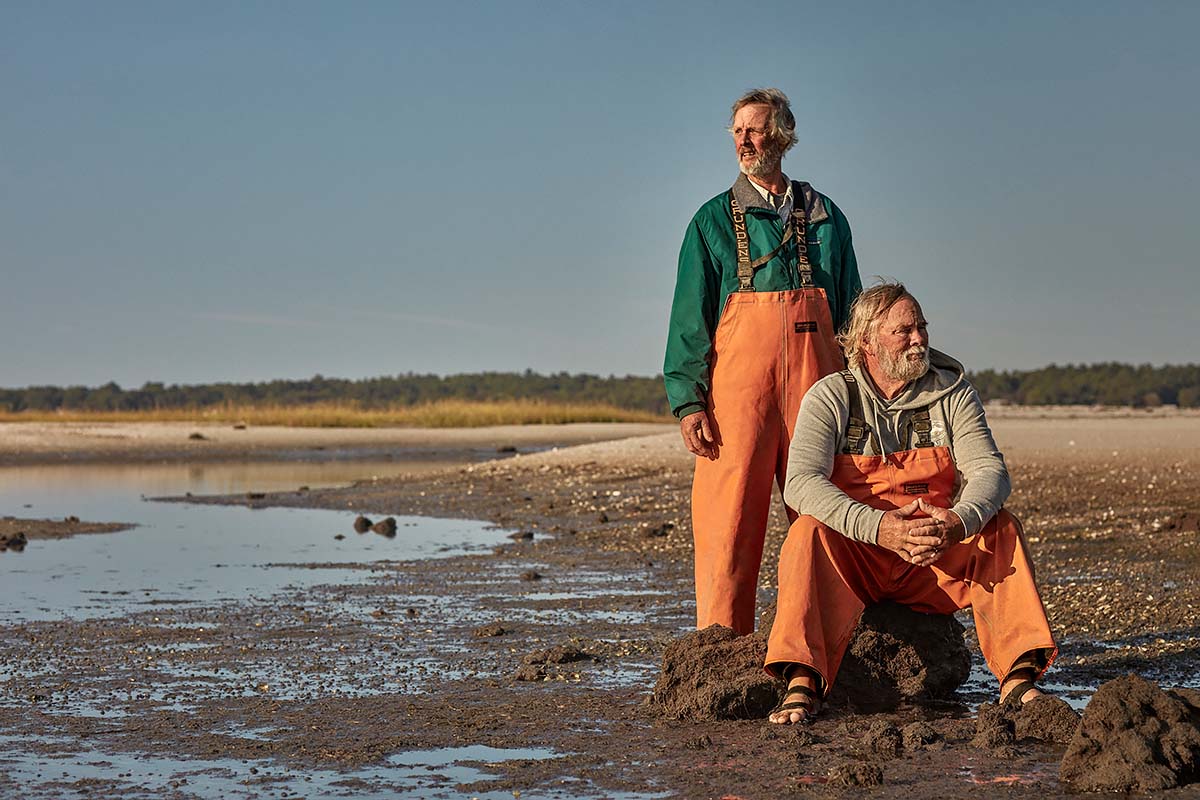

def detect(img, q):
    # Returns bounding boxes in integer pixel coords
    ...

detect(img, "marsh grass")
[0,399,670,428]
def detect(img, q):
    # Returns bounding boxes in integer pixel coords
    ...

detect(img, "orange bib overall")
[692,285,842,634]
[764,443,1057,692]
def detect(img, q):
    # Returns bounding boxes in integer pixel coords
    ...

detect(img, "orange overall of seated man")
[764,282,1057,724]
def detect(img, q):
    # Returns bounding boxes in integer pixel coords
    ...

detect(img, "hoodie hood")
[848,348,966,458]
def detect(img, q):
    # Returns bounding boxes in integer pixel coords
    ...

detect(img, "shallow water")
[0,462,508,622]
[0,734,668,800]
[0,462,677,798]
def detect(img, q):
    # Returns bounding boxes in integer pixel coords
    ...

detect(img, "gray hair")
[729,88,798,154]
[838,281,922,369]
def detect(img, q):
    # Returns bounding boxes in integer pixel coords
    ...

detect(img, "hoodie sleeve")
[784,376,886,543]
[946,384,1011,535]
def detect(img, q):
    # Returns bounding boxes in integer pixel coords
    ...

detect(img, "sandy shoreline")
[2,406,1198,466]
[0,421,676,465]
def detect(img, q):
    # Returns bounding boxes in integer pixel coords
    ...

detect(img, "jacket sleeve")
[946,384,1012,535]
[825,198,862,333]
[784,377,886,543]
[664,214,722,418]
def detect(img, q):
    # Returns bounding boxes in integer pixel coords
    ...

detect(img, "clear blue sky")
[3,1,1197,389]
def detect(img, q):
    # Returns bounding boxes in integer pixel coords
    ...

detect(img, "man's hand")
[876,500,945,565]
[916,499,966,565]
[679,410,718,460]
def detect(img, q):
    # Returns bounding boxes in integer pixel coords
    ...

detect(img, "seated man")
[764,282,1057,724]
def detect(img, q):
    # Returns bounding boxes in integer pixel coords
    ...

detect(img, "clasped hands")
[876,498,965,567]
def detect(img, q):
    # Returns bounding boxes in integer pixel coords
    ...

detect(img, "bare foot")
[768,667,821,725]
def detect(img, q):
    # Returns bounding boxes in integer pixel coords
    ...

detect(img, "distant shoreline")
[0,421,675,467]
[2,406,1198,468]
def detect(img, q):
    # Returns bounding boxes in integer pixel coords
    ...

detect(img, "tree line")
[969,363,1200,407]
[2,363,1199,414]
[0,371,671,414]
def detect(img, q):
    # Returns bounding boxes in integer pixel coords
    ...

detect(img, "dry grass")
[0,400,670,428]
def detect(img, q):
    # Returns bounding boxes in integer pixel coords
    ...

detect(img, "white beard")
[878,345,930,384]
[739,144,784,177]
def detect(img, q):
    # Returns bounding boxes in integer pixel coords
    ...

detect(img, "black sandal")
[1001,678,1041,708]
[770,682,820,723]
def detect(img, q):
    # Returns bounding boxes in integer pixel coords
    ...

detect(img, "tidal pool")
[0,462,508,623]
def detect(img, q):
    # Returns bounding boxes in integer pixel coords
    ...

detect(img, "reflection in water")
[0,461,504,623]
[2,459,465,505]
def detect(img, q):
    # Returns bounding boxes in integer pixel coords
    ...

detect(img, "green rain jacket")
[664,174,862,418]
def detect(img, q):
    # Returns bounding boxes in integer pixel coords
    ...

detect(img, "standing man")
[664,88,862,635]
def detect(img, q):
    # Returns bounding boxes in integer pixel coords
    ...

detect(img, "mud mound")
[1061,674,1200,792]
[860,720,902,758]
[827,762,883,787]
[827,602,970,710]
[972,702,1017,752]
[1166,512,1200,533]
[973,691,1080,752]
[901,721,940,750]
[653,604,970,720]
[1014,694,1080,744]
[649,625,778,721]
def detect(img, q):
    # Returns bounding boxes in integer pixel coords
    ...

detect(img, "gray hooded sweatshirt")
[783,348,1010,544]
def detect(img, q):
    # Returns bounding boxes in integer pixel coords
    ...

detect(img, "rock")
[1,531,28,552]
[371,517,397,537]
[523,645,589,665]
[901,721,939,751]
[597,512,609,523]
[513,664,545,681]
[352,516,373,533]
[472,623,507,637]
[827,763,883,787]
[643,522,674,538]
[1061,674,1200,792]
[519,570,542,582]
[649,625,779,721]
[861,720,902,758]
[509,531,534,542]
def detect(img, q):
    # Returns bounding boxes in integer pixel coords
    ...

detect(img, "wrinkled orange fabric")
[692,288,843,634]
[765,444,1057,691]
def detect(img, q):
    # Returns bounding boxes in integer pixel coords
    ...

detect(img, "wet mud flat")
[2,424,1200,798]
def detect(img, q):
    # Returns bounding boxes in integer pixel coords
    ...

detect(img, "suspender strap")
[842,371,935,453]
[840,370,871,455]
[729,183,812,292]
[791,189,814,287]
[909,408,935,448]
[730,194,755,292]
